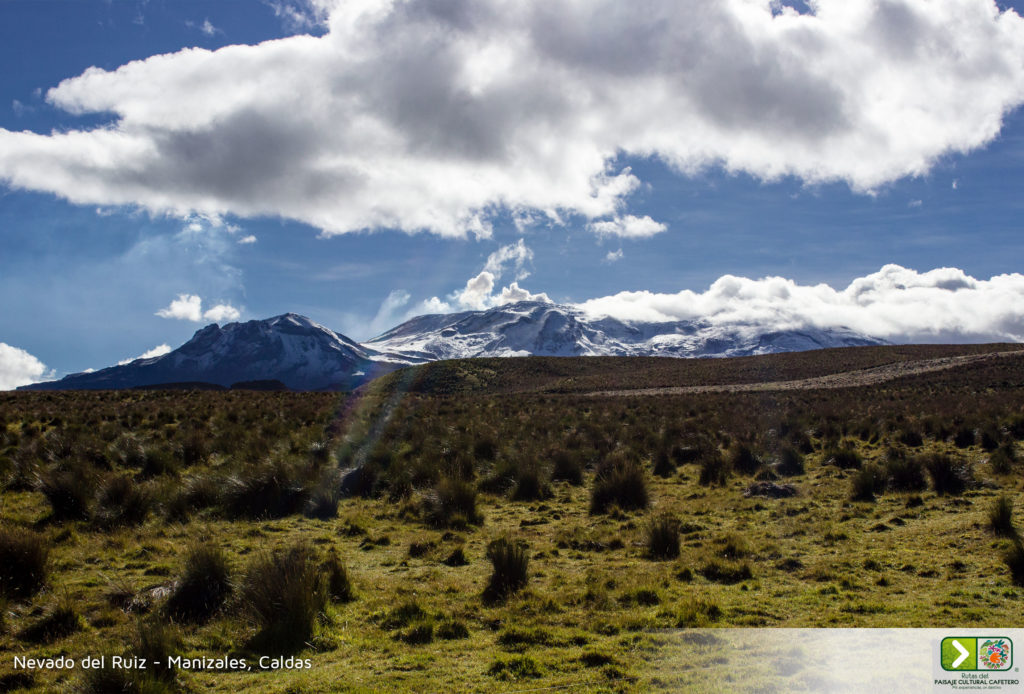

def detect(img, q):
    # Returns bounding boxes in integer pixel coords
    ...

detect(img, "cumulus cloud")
[575,265,1024,343]
[483,238,533,280]
[0,343,50,390]
[203,303,242,322]
[589,215,667,238]
[237,234,257,244]
[156,294,203,321]
[118,343,172,365]
[407,238,551,315]
[156,294,241,322]
[454,271,497,311]
[2,0,1023,237]
[605,248,624,263]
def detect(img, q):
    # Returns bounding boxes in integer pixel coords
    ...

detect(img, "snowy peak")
[366,301,886,362]
[24,313,390,391]
[21,305,886,391]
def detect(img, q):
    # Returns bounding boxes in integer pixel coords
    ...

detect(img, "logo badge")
[941,637,1013,671]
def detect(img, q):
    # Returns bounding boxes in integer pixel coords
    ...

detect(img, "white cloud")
[0,343,50,390]
[237,234,257,244]
[589,215,668,238]
[368,289,412,336]
[455,271,497,311]
[156,294,241,322]
[203,303,241,322]
[438,272,551,312]
[483,238,533,280]
[1,0,1022,237]
[605,248,624,263]
[200,19,219,36]
[118,343,172,365]
[265,0,335,32]
[156,294,203,321]
[497,281,550,305]
[908,199,923,208]
[575,265,1024,343]
[414,238,551,315]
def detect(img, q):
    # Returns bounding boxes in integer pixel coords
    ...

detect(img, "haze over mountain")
[20,302,886,391]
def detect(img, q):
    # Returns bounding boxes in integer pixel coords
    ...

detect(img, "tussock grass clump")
[164,474,222,521]
[990,496,1017,538]
[321,551,354,603]
[953,426,976,449]
[989,443,1016,475]
[590,457,649,514]
[397,622,434,645]
[653,447,676,478]
[699,560,753,584]
[176,429,210,467]
[884,453,927,492]
[37,465,94,521]
[93,475,152,528]
[550,450,583,485]
[0,525,49,600]
[139,447,178,479]
[132,619,181,682]
[728,444,761,476]
[511,463,552,502]
[380,601,427,630]
[715,533,750,560]
[979,426,1001,452]
[436,619,469,640]
[824,446,862,470]
[164,544,232,624]
[473,437,498,462]
[303,485,339,520]
[498,627,551,649]
[443,547,469,567]
[697,451,729,487]
[19,600,80,643]
[222,459,309,520]
[488,655,543,681]
[675,598,723,627]
[897,428,924,447]
[239,542,327,654]
[423,477,481,528]
[108,433,147,468]
[776,447,805,477]
[77,665,143,694]
[850,465,887,502]
[1004,540,1024,586]
[483,537,529,603]
[923,454,972,496]
[645,514,680,560]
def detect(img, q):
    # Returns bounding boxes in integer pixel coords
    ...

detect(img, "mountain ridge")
[19,301,889,391]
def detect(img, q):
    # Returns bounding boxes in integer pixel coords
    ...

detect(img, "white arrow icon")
[951,640,970,668]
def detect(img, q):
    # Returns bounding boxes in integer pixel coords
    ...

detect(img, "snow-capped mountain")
[21,303,885,391]
[366,301,886,362]
[23,314,396,391]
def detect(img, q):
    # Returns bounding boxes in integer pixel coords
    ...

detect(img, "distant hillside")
[367,343,1024,397]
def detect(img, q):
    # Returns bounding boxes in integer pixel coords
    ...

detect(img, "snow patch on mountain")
[21,304,886,391]
[366,301,886,362]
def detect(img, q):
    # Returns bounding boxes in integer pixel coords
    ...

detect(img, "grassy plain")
[1,344,1023,692]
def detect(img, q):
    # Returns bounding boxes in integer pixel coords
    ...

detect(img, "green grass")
[1,349,1023,692]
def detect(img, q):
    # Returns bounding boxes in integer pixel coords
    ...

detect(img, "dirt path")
[585,349,1024,397]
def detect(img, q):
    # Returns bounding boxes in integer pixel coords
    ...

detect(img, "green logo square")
[941,637,977,671]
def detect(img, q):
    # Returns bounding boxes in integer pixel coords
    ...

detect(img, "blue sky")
[2,0,1024,386]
